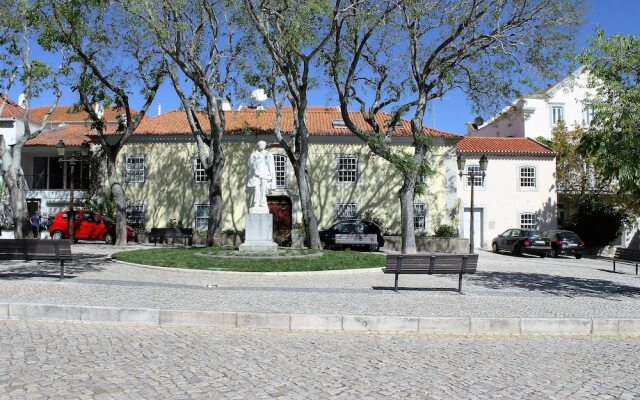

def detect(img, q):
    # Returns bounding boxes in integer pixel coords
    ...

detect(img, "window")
[582,105,594,126]
[520,213,537,230]
[519,166,536,189]
[336,203,357,220]
[273,154,287,188]
[195,203,210,229]
[466,165,483,187]
[126,202,145,226]
[193,158,208,183]
[551,105,564,127]
[414,203,427,230]
[125,154,145,183]
[337,156,358,183]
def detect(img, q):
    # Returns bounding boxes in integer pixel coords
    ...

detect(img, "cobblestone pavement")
[0,244,639,318]
[0,320,638,399]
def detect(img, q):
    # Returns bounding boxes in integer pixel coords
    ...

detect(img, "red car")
[49,210,134,244]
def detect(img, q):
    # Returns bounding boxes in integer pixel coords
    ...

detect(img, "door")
[463,208,484,249]
[267,196,292,246]
[26,199,41,218]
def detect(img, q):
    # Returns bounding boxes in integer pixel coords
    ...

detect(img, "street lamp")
[57,140,90,241]
[457,154,488,254]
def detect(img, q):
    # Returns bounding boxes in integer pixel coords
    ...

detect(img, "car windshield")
[523,230,543,238]
[558,232,581,240]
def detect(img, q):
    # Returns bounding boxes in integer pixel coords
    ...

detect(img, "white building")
[466,67,595,141]
[456,137,557,249]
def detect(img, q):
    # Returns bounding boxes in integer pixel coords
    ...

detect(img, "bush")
[563,195,629,249]
[433,224,458,238]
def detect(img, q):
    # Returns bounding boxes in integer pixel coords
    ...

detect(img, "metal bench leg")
[613,260,616,272]
[458,272,463,294]
[60,260,65,280]
[394,272,399,292]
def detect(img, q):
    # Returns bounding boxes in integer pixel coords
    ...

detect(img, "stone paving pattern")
[1,320,639,399]
[1,244,639,318]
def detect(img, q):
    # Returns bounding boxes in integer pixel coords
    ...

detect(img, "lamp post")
[457,154,488,254]
[57,140,90,241]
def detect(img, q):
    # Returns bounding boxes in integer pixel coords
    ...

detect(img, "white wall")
[457,154,557,249]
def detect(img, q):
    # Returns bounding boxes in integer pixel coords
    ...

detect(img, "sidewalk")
[1,243,639,335]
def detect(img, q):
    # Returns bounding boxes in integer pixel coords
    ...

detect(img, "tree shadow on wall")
[467,270,640,299]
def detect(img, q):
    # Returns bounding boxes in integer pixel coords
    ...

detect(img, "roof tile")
[457,137,554,155]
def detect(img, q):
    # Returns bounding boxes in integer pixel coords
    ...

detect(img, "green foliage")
[361,210,387,234]
[563,195,630,249]
[81,190,116,220]
[433,224,458,238]
[535,135,552,147]
[579,30,640,204]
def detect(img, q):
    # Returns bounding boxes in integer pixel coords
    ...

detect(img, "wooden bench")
[383,253,479,293]
[148,228,193,246]
[613,247,640,275]
[0,239,72,279]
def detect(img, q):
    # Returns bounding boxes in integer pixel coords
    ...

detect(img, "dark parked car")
[319,219,385,252]
[492,228,551,257]
[49,209,134,244]
[542,230,585,259]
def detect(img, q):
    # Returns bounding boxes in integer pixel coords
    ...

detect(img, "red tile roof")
[0,96,42,125]
[457,137,554,155]
[136,107,459,138]
[30,105,135,123]
[25,125,98,147]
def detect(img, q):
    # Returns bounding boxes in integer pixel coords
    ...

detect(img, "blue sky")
[16,0,640,135]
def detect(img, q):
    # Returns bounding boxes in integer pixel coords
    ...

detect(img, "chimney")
[157,103,162,116]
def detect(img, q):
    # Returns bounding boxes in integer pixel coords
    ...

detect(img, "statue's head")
[257,140,266,150]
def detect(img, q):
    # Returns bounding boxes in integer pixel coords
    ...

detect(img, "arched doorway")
[267,196,292,246]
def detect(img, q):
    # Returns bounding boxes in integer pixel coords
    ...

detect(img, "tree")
[41,0,166,246]
[331,0,584,253]
[125,0,240,247]
[0,0,62,238]
[242,0,343,249]
[579,30,640,207]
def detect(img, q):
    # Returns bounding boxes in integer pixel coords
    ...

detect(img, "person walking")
[30,211,42,239]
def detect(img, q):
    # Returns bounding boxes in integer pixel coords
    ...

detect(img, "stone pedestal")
[239,211,278,253]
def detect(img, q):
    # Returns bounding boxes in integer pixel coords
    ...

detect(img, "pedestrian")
[30,211,41,239]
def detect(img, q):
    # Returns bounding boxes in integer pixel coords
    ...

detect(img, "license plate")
[567,243,577,247]
[535,241,546,245]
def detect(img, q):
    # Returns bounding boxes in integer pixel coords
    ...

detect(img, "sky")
[13,0,640,136]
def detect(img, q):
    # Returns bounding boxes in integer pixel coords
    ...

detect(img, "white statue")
[246,140,276,209]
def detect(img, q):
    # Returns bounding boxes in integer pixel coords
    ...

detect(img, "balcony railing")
[24,174,90,191]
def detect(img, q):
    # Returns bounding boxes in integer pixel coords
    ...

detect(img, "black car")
[319,219,385,252]
[542,230,585,259]
[492,228,551,257]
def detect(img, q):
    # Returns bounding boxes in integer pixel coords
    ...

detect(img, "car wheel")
[105,233,115,245]
[492,242,499,253]
[51,231,64,240]
[575,254,582,259]
[540,253,546,258]
[513,245,523,256]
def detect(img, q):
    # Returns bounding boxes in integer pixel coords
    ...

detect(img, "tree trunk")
[294,162,321,249]
[206,156,224,247]
[106,155,128,246]
[6,172,30,239]
[399,178,417,254]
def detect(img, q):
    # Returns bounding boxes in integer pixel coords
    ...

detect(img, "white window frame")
[413,203,427,231]
[520,212,537,230]
[336,203,358,220]
[466,165,484,188]
[195,203,210,229]
[125,154,145,184]
[273,154,287,188]
[193,157,208,184]
[126,201,145,226]
[550,104,564,128]
[337,156,358,184]
[582,104,594,127]
[519,166,537,190]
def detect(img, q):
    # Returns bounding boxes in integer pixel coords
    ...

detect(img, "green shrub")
[433,224,458,238]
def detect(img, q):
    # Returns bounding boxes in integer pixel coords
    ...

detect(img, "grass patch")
[112,247,385,272]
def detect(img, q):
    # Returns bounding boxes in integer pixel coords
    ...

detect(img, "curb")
[2,303,639,336]
[112,259,383,276]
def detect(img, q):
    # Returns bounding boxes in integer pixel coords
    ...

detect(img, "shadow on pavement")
[0,254,108,280]
[469,271,640,298]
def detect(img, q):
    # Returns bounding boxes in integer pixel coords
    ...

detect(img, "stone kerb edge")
[2,303,640,336]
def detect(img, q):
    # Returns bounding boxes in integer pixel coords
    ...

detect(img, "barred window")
[125,154,145,183]
[520,213,537,230]
[466,165,483,187]
[414,203,427,230]
[337,157,358,183]
[519,166,536,188]
[336,203,357,220]
[126,202,145,226]
[194,158,208,183]
[195,204,209,229]
[551,105,564,127]
[274,154,287,188]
